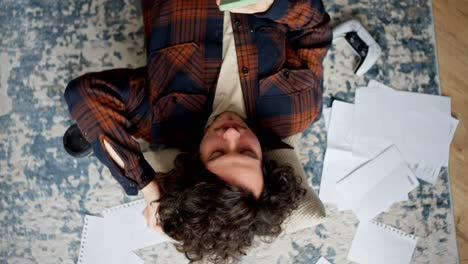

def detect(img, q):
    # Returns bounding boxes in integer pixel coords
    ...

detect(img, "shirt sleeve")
[258,0,332,66]
[64,67,156,195]
[257,0,332,121]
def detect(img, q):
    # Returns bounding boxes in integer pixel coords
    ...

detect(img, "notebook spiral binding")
[77,216,89,264]
[372,221,417,241]
[102,199,146,215]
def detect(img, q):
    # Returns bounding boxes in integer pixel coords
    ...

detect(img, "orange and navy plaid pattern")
[65,0,332,195]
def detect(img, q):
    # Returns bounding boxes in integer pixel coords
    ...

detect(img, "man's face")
[199,112,264,198]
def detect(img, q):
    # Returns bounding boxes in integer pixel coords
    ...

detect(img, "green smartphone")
[219,0,259,11]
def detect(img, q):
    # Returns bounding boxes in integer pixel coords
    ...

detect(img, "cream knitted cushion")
[263,134,326,234]
[140,134,325,235]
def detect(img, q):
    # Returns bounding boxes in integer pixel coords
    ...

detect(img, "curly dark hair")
[155,152,307,263]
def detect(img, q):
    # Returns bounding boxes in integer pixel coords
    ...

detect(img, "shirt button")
[283,70,290,79]
[234,19,241,28]
[242,66,249,74]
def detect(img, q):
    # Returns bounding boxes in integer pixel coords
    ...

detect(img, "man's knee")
[64,74,89,112]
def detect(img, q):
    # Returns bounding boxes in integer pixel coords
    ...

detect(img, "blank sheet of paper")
[320,101,369,207]
[78,216,143,264]
[327,101,354,151]
[321,148,368,209]
[336,145,419,222]
[316,256,332,264]
[323,107,331,131]
[352,81,451,167]
[101,200,169,251]
[411,117,459,183]
[348,221,417,264]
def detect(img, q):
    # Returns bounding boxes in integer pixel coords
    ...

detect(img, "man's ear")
[153,223,164,233]
[143,201,165,234]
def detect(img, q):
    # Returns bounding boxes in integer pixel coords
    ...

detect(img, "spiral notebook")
[78,199,168,264]
[348,221,418,264]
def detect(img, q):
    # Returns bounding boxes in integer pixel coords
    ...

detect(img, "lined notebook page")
[348,221,417,264]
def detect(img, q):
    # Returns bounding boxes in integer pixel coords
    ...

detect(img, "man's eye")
[240,150,257,159]
[209,151,224,161]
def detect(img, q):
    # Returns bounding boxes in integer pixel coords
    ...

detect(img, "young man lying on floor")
[64,0,331,262]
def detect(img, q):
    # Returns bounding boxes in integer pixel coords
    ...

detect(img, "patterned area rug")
[0,0,458,263]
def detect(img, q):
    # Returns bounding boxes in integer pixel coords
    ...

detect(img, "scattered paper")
[327,101,354,151]
[316,256,332,264]
[319,80,455,264]
[352,81,451,167]
[336,145,419,222]
[78,200,168,264]
[320,101,369,207]
[321,148,368,209]
[348,221,417,264]
[323,107,331,131]
[411,117,460,184]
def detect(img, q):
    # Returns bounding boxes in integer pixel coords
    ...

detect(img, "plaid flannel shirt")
[65,0,332,195]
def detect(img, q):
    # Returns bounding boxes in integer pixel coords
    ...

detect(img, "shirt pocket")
[147,42,204,103]
[258,69,319,97]
[256,69,322,136]
[153,92,207,123]
[255,26,286,76]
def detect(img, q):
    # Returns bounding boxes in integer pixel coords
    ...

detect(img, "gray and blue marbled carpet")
[0,0,459,263]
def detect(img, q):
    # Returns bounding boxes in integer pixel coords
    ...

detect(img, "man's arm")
[103,127,163,231]
[228,0,332,81]
[258,0,333,72]
[64,67,156,195]
[245,0,331,136]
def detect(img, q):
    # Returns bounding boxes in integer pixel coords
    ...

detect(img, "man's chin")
[204,111,249,137]
[203,111,246,135]
[214,111,246,124]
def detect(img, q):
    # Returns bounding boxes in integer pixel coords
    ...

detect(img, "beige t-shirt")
[206,11,247,127]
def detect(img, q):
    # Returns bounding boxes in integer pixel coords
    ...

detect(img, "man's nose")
[222,127,241,148]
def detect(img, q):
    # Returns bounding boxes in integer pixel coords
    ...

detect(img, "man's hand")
[141,178,163,232]
[216,0,274,14]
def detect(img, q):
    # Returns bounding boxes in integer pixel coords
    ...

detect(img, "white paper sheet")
[327,101,354,151]
[102,200,168,251]
[78,216,107,263]
[323,107,331,131]
[410,117,460,183]
[352,81,451,167]
[316,256,332,264]
[336,145,419,222]
[321,148,368,209]
[78,215,144,263]
[320,87,455,211]
[320,101,369,207]
[78,200,168,264]
[348,221,418,264]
